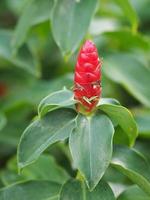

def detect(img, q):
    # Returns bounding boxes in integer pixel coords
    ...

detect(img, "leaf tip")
[86,180,97,192]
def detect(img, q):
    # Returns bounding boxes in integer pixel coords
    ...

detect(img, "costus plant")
[8,40,150,200]
[1,0,150,199]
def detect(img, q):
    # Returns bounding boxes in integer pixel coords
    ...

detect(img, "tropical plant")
[0,0,150,199]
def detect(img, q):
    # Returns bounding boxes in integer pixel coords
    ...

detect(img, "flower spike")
[74,40,102,113]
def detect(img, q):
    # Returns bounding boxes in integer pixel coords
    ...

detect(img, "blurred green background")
[0,0,150,196]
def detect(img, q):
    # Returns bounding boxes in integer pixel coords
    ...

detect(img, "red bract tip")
[74,40,102,113]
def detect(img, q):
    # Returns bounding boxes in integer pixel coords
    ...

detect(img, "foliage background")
[0,0,150,199]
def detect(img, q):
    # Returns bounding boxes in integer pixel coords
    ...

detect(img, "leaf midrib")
[87,117,92,183]
[21,117,76,165]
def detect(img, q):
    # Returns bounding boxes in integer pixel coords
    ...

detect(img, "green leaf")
[103,165,128,184]
[0,112,7,131]
[0,30,40,76]
[12,0,54,51]
[89,18,119,36]
[18,108,77,170]
[2,74,73,112]
[135,140,150,163]
[6,0,29,16]
[103,30,150,51]
[117,185,150,200]
[0,105,33,147]
[113,126,129,146]
[1,155,69,186]
[115,0,138,32]
[38,89,76,117]
[98,98,120,106]
[69,112,114,190]
[51,0,98,56]
[21,155,69,184]
[103,53,150,108]
[0,181,61,200]
[133,108,150,138]
[60,179,115,200]
[131,0,150,23]
[98,103,138,146]
[111,146,150,196]
[1,170,22,186]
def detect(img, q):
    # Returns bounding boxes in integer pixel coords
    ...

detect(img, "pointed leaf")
[99,104,138,146]
[51,0,98,56]
[60,179,115,200]
[18,108,77,170]
[111,146,150,196]
[38,89,76,117]
[0,181,61,200]
[69,112,114,190]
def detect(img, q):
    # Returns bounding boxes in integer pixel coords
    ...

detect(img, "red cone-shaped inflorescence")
[74,40,102,112]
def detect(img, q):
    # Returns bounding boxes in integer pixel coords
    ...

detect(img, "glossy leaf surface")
[112,146,150,196]
[0,181,61,200]
[18,108,77,170]
[38,89,75,117]
[99,103,138,146]
[69,112,114,190]
[51,0,98,56]
[60,179,115,200]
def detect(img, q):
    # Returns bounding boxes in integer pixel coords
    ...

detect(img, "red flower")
[74,40,102,112]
